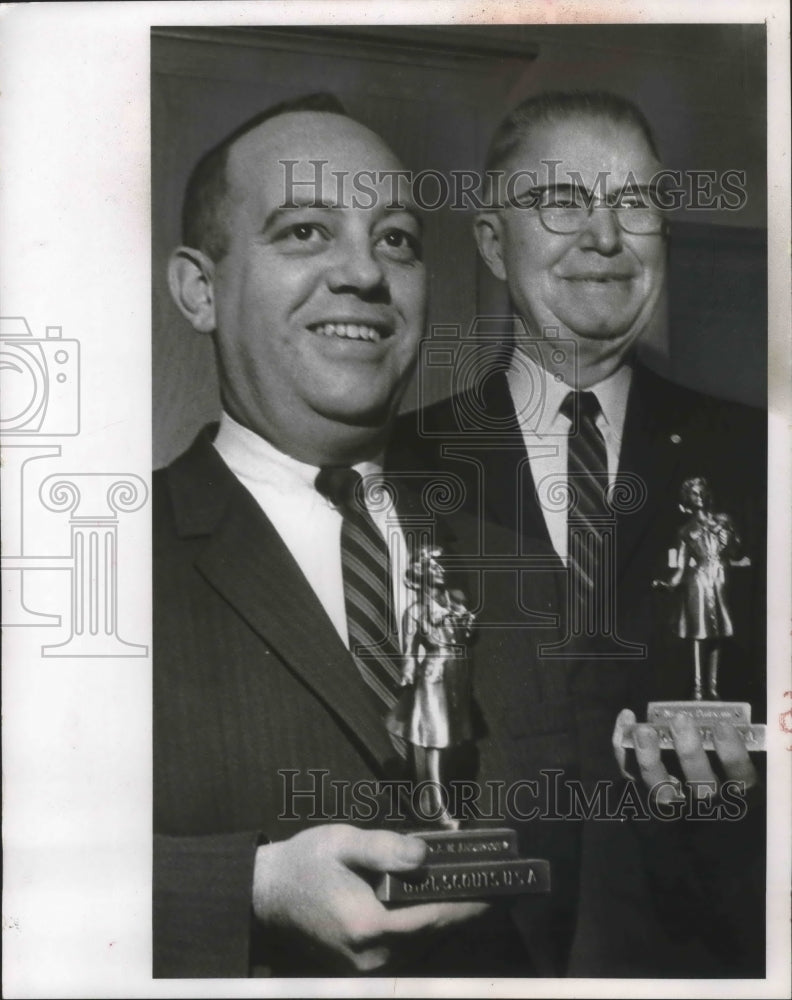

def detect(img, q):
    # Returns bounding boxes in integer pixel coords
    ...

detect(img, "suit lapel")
[615,365,685,579]
[480,364,688,579]
[167,432,398,772]
[477,370,551,548]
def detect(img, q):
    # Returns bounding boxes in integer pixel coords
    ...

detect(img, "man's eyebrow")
[529,181,656,191]
[511,182,576,199]
[382,205,424,233]
[262,200,338,230]
[522,182,658,203]
[261,202,424,232]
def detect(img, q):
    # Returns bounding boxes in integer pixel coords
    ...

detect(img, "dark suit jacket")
[389,361,767,976]
[390,362,767,712]
[153,427,593,978]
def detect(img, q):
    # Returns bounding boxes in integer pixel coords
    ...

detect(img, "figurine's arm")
[459,609,475,641]
[654,536,687,590]
[668,538,687,587]
[400,605,420,686]
[443,611,474,645]
[717,513,742,559]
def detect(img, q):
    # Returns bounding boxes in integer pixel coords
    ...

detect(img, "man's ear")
[167,247,217,334]
[473,212,507,282]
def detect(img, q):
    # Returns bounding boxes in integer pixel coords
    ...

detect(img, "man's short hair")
[484,90,661,176]
[181,92,348,261]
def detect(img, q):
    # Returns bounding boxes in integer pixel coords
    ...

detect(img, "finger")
[612,707,636,745]
[712,721,758,790]
[670,713,717,799]
[336,885,397,946]
[337,828,427,873]
[633,723,670,790]
[631,726,692,808]
[346,945,391,972]
[612,708,636,779]
[382,899,490,935]
[419,900,491,928]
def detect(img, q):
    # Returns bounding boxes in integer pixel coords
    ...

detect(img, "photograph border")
[2,2,790,998]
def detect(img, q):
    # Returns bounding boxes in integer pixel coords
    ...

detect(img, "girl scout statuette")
[621,478,766,754]
[378,545,551,903]
[654,476,740,700]
[386,546,475,829]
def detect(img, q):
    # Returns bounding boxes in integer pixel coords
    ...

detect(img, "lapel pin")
[670,433,682,444]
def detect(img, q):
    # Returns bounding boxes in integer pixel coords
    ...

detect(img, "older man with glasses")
[392,90,766,976]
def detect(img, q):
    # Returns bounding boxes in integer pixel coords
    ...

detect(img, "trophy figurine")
[655,475,739,700]
[622,477,766,752]
[376,546,551,903]
[386,546,474,830]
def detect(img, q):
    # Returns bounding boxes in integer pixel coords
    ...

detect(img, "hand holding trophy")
[377,546,550,903]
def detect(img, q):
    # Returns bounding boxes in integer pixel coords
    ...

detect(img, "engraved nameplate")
[417,827,517,862]
[375,827,550,902]
[621,701,767,751]
[376,858,551,903]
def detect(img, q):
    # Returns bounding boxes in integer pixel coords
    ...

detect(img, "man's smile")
[557,270,636,283]
[309,321,390,342]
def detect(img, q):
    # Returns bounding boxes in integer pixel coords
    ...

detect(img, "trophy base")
[620,701,766,752]
[375,827,551,903]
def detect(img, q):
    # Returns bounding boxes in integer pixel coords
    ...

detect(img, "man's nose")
[576,206,623,254]
[327,236,388,297]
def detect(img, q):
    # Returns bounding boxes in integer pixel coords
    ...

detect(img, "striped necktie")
[560,390,609,636]
[315,467,403,709]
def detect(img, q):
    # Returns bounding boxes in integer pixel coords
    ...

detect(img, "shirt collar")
[212,411,383,497]
[590,361,633,446]
[506,348,574,436]
[507,345,633,442]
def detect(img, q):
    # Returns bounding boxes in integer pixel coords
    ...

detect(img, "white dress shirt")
[213,411,410,648]
[506,350,633,561]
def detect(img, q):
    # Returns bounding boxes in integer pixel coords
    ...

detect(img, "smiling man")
[391,90,766,976]
[153,95,576,980]
[399,90,766,695]
[168,100,424,467]
[477,102,666,390]
[155,95,483,978]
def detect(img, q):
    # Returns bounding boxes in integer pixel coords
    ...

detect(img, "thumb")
[613,708,637,780]
[337,828,427,874]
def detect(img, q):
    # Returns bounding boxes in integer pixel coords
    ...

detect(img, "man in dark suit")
[390,90,766,975]
[155,91,762,980]
[393,90,766,712]
[153,94,589,979]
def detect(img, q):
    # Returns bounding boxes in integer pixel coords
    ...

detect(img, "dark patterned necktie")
[315,466,403,709]
[560,390,609,636]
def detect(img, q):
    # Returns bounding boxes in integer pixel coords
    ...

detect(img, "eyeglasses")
[509,184,666,235]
